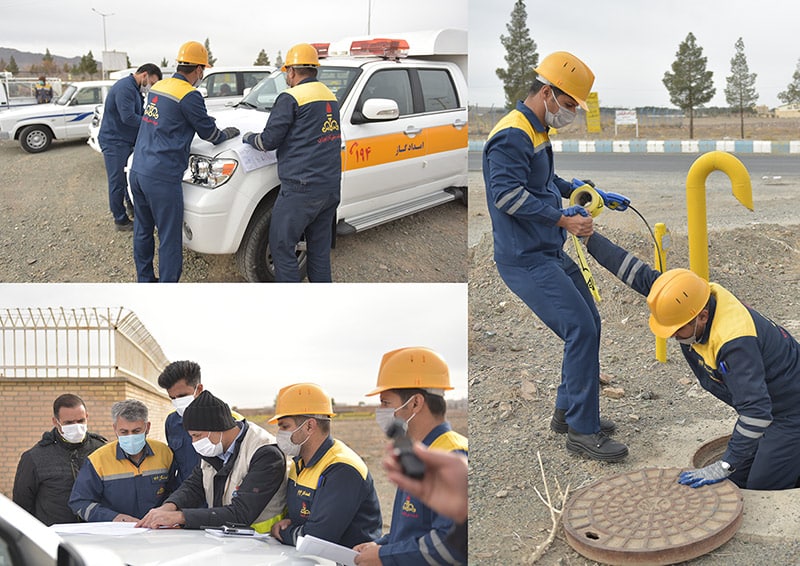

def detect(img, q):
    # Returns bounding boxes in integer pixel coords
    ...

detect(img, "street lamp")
[91,8,114,78]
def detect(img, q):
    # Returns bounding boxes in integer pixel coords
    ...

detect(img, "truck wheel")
[19,125,53,153]
[235,201,308,282]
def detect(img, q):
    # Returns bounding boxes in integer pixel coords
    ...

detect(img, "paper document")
[296,534,358,566]
[50,522,147,536]
[235,145,277,172]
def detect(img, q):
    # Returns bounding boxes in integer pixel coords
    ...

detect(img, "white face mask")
[192,432,224,458]
[375,396,416,434]
[276,420,310,458]
[675,317,700,346]
[544,89,577,129]
[60,423,87,444]
[172,388,197,418]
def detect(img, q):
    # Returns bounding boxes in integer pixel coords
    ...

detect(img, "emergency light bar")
[349,39,409,59]
[311,43,330,58]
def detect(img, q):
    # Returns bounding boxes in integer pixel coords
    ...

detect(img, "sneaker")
[114,218,133,232]
[551,408,616,435]
[566,429,628,462]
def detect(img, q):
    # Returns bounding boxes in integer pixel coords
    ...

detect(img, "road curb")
[468,139,800,154]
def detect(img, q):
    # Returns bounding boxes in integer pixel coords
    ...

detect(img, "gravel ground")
[468,167,800,564]
[0,139,466,282]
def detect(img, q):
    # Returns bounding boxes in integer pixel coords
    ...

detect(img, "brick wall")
[1,377,171,498]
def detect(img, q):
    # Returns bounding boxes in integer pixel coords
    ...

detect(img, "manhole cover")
[563,467,743,565]
[692,435,731,468]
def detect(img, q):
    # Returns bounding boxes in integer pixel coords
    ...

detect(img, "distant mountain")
[0,47,87,75]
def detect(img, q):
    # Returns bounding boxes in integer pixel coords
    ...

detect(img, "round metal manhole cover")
[563,467,743,565]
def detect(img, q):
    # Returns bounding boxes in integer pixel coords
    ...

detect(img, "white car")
[0,80,114,153]
[181,32,469,281]
[0,493,334,566]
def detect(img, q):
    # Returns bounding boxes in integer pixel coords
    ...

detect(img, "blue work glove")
[561,205,590,217]
[242,131,259,148]
[594,187,630,212]
[678,461,732,488]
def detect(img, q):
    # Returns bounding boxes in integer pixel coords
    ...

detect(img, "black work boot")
[550,408,616,435]
[566,429,628,462]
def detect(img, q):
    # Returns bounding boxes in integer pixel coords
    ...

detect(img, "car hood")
[0,103,61,125]
[191,106,271,155]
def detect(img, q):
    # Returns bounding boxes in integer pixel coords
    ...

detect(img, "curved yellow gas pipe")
[686,151,753,280]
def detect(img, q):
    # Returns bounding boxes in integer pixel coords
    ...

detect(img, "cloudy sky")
[1,284,467,408]
[471,0,800,109]
[1,0,466,67]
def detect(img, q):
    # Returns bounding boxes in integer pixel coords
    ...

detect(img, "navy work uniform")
[277,436,381,548]
[377,423,468,565]
[483,100,603,435]
[130,73,233,282]
[244,77,341,282]
[99,73,141,225]
[587,232,800,489]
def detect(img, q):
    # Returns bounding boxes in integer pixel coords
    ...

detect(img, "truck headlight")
[184,155,238,188]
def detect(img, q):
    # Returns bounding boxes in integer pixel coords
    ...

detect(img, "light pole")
[91,8,114,78]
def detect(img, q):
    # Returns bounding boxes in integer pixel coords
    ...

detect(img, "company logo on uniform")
[401,496,418,517]
[297,488,312,498]
[300,502,311,517]
[321,102,339,133]
[143,97,159,125]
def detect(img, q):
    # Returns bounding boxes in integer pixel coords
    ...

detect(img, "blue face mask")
[118,433,147,455]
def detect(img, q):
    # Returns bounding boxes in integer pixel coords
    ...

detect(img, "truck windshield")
[239,66,361,111]
[55,85,77,106]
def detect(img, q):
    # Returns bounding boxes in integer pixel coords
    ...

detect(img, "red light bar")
[350,38,409,58]
[311,43,330,58]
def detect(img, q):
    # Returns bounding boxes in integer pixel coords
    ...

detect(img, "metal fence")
[0,307,167,385]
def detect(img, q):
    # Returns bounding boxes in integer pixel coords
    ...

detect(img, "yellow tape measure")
[569,184,602,303]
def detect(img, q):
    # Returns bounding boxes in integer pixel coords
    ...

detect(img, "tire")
[19,125,53,153]
[235,199,308,282]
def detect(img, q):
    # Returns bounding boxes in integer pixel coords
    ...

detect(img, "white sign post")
[615,109,639,137]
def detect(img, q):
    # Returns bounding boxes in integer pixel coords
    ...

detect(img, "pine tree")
[496,0,538,110]
[42,48,57,75]
[80,51,98,78]
[778,59,800,105]
[662,32,715,139]
[254,49,271,66]
[160,57,169,68]
[724,37,758,139]
[0,58,6,72]
[275,51,283,69]
[204,38,217,67]
[7,56,19,75]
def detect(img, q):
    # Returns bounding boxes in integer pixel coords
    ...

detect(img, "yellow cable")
[569,183,602,303]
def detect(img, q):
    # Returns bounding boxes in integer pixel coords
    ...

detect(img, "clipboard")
[296,534,358,566]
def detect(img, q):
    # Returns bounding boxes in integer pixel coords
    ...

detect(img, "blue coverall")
[164,410,199,487]
[483,100,603,435]
[376,423,468,565]
[98,73,141,224]
[244,77,342,282]
[130,73,233,282]
[587,232,800,489]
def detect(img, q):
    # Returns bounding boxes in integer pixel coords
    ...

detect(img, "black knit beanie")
[182,390,236,431]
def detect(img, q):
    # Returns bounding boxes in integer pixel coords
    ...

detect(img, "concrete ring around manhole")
[692,435,732,468]
[563,467,743,565]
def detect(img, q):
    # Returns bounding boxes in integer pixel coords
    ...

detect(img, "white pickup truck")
[180,30,468,281]
[0,80,114,152]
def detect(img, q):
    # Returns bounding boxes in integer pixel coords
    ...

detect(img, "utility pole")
[367,0,372,35]
[91,8,114,78]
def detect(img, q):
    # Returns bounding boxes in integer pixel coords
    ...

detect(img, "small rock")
[629,414,640,421]
[27,258,37,265]
[602,386,625,399]
[599,372,614,385]
[520,381,538,400]
[509,344,524,352]
[495,490,509,498]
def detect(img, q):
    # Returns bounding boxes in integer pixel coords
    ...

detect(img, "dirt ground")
[0,139,466,283]
[245,408,467,533]
[468,162,800,564]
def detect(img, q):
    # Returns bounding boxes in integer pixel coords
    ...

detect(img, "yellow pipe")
[685,151,753,280]
[654,223,669,363]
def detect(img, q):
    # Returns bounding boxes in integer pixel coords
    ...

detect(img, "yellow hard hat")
[177,41,210,68]
[534,51,594,110]
[268,382,335,423]
[366,347,452,397]
[281,43,320,71]
[647,269,711,338]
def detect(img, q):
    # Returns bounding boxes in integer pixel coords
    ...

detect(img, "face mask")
[675,317,700,346]
[118,433,147,455]
[192,432,224,458]
[60,423,87,443]
[375,396,415,434]
[276,420,310,458]
[172,388,197,418]
[544,89,577,129]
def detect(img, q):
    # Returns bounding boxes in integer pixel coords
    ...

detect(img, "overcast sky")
[0,0,466,67]
[471,0,800,109]
[1,284,467,408]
